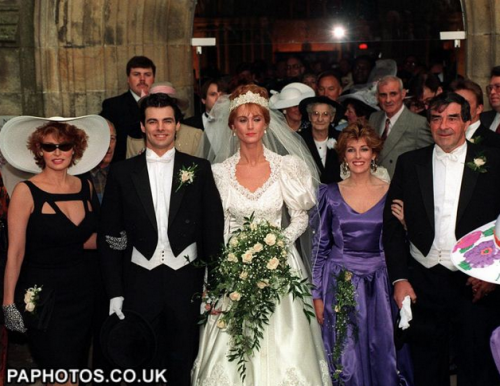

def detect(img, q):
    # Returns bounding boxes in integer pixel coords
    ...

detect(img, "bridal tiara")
[229,91,269,112]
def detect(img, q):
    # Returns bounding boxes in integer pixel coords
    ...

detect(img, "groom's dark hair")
[139,93,183,124]
[426,91,471,123]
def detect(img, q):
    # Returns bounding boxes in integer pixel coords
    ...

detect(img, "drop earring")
[342,161,349,174]
[370,159,377,172]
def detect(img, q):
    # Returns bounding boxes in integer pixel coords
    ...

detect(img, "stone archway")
[0,0,500,117]
[462,0,500,90]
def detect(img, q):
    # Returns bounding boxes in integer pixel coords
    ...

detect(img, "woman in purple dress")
[312,122,410,386]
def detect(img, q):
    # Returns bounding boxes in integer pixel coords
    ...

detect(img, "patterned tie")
[381,118,390,141]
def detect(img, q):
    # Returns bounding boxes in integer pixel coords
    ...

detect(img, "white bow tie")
[146,152,174,164]
[435,147,460,162]
[436,152,458,162]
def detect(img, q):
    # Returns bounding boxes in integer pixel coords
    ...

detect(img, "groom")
[99,93,224,385]
[383,92,500,386]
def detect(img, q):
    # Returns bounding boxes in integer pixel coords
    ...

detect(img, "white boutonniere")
[176,163,199,192]
[466,152,487,173]
[327,138,337,150]
[469,135,483,145]
[24,285,42,313]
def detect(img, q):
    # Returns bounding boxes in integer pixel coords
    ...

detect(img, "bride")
[191,84,331,386]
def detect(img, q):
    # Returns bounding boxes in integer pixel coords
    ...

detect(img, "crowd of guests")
[1,52,500,386]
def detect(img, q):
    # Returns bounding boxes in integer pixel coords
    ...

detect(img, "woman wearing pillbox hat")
[0,115,109,371]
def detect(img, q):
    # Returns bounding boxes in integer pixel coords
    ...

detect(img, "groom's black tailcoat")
[383,142,500,386]
[98,150,224,385]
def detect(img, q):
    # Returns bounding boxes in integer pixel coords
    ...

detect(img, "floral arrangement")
[326,138,337,150]
[175,163,198,192]
[24,285,42,313]
[469,135,483,145]
[331,268,358,384]
[454,226,500,269]
[466,153,487,173]
[201,214,314,381]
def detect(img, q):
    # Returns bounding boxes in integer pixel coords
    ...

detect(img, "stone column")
[463,0,500,98]
[0,0,197,117]
[0,0,42,116]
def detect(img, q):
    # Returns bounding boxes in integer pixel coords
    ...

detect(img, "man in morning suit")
[98,93,224,386]
[100,56,156,162]
[480,65,500,133]
[451,78,500,149]
[383,92,500,386]
[369,75,433,177]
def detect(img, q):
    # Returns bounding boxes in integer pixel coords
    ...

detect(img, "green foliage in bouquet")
[201,214,315,381]
[331,268,358,385]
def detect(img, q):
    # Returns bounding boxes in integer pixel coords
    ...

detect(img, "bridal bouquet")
[201,214,314,380]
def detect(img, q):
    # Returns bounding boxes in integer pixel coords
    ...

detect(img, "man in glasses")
[450,79,500,149]
[480,66,500,133]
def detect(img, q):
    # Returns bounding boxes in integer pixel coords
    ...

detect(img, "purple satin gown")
[312,183,412,386]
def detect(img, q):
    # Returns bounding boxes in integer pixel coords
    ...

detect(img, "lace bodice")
[212,148,316,244]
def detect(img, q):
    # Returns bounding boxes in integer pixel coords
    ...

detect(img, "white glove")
[109,296,125,320]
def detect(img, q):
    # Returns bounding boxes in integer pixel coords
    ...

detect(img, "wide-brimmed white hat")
[367,59,398,84]
[0,115,110,175]
[269,82,315,110]
[337,86,380,111]
[451,214,500,284]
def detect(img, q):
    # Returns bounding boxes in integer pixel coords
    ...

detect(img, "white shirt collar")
[385,104,405,126]
[489,112,500,132]
[465,120,481,140]
[130,89,141,102]
[145,147,176,161]
[434,141,467,160]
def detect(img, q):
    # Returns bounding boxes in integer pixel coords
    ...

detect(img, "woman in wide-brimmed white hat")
[269,82,315,132]
[0,115,109,372]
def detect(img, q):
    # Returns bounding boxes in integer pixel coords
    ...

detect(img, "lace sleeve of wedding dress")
[279,155,317,243]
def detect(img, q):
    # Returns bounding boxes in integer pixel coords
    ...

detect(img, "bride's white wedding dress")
[191,148,331,386]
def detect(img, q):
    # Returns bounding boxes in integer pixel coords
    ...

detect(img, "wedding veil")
[197,94,321,188]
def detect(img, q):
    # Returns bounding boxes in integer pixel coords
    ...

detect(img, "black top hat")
[299,96,346,126]
[100,310,157,369]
